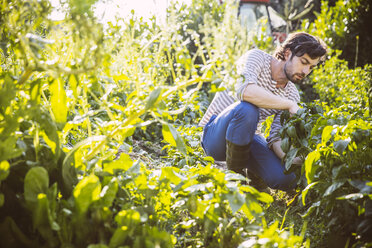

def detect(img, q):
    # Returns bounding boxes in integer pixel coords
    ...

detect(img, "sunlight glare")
[49,0,192,24]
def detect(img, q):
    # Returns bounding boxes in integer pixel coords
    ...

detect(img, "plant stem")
[18,67,33,85]
[354,35,359,68]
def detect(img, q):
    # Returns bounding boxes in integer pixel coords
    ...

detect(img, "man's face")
[284,52,320,83]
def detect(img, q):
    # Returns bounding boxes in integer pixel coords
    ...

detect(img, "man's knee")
[226,102,260,145]
[235,101,259,115]
[232,102,260,125]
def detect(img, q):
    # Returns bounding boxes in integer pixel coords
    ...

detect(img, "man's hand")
[292,156,303,165]
[272,140,285,159]
[272,140,303,166]
[288,101,300,115]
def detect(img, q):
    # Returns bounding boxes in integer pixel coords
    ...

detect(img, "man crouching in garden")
[200,32,327,191]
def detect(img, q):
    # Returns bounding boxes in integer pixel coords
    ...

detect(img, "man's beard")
[284,62,305,83]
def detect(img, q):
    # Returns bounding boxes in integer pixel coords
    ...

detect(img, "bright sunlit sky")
[50,0,192,23]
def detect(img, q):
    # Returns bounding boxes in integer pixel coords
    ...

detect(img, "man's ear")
[284,49,292,61]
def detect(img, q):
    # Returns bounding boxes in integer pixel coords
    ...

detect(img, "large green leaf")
[24,167,49,205]
[109,226,129,248]
[0,73,17,114]
[349,180,372,194]
[40,131,57,154]
[50,78,67,124]
[321,126,334,144]
[62,136,107,195]
[103,153,133,174]
[302,182,319,206]
[226,192,245,213]
[145,87,162,110]
[333,139,350,155]
[257,191,274,204]
[162,123,187,155]
[287,126,297,139]
[305,150,320,184]
[281,137,290,153]
[337,193,364,200]
[0,160,10,182]
[160,167,185,185]
[30,79,42,103]
[300,201,320,218]
[285,148,298,171]
[32,193,59,245]
[30,108,60,158]
[61,151,78,197]
[96,178,118,208]
[245,195,264,215]
[23,168,59,244]
[323,180,345,196]
[0,135,23,161]
[73,174,101,214]
[69,74,79,99]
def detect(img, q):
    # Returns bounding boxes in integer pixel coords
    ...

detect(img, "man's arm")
[272,140,303,165]
[242,84,299,114]
[271,140,285,159]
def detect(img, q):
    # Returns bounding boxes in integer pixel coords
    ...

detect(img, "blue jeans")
[201,101,296,191]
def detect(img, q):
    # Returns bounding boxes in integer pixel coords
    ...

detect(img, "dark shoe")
[247,172,269,192]
[226,140,270,192]
[226,140,250,177]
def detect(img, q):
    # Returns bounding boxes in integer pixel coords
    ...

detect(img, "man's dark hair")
[274,32,328,61]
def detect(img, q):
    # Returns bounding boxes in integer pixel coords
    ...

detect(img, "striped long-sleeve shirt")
[199,48,300,147]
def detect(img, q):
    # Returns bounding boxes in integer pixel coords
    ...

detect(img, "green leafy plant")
[279,59,372,245]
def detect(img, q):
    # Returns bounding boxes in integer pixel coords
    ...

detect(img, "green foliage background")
[0,0,371,247]
[275,0,372,246]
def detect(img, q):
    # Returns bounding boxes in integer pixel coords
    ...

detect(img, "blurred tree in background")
[272,0,371,67]
[325,0,372,67]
